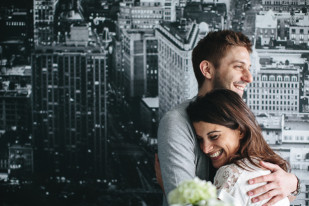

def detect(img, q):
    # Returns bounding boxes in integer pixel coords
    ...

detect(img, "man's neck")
[197,83,213,97]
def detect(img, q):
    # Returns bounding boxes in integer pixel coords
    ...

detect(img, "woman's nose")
[201,142,213,154]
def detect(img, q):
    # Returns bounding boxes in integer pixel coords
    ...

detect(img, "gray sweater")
[157,99,210,206]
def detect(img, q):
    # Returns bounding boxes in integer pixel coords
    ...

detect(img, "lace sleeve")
[214,164,243,193]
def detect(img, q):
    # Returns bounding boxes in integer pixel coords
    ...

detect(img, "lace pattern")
[214,163,243,193]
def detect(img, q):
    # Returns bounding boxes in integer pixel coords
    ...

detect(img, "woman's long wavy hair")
[187,89,289,172]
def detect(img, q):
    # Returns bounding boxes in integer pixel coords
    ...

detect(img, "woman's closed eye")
[209,134,219,140]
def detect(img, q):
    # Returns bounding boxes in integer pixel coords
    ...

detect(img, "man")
[156,30,299,206]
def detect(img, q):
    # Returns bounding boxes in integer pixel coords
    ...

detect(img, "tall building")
[247,63,300,115]
[140,97,159,137]
[33,0,58,45]
[8,144,33,179]
[155,20,201,117]
[277,115,309,206]
[183,1,227,30]
[116,0,166,99]
[32,7,109,177]
[0,66,32,131]
[289,15,309,45]
[164,0,177,22]
[255,10,277,46]
[32,45,108,177]
[117,0,164,31]
[261,0,309,12]
[256,114,283,145]
[122,30,158,98]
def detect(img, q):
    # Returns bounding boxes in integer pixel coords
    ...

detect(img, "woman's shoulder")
[214,163,243,193]
[214,159,270,192]
[215,159,289,206]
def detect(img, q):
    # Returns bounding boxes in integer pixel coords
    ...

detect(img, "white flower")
[168,177,233,206]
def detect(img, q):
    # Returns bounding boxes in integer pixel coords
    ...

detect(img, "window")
[277,76,282,81]
[269,75,275,81]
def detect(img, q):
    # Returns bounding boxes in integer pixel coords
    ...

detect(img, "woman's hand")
[247,161,298,206]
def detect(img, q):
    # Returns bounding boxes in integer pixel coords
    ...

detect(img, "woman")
[186,89,290,206]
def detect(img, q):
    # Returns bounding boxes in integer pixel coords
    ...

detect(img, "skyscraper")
[122,30,158,98]
[32,5,109,177]
[33,0,57,46]
[32,44,108,177]
[116,0,166,99]
[247,63,300,115]
[155,20,201,117]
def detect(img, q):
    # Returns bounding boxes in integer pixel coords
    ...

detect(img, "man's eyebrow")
[231,60,251,68]
[230,60,246,64]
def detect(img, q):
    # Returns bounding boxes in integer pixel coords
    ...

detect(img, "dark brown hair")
[187,89,289,171]
[192,30,252,89]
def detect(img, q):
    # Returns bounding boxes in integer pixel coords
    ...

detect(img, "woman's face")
[193,121,243,168]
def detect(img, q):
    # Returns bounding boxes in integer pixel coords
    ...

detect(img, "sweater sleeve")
[157,109,197,198]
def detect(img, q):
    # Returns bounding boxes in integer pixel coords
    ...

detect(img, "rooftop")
[259,53,305,65]
[142,97,159,108]
[160,20,196,44]
[260,63,299,72]
[0,81,31,98]
[285,121,309,130]
[2,66,31,76]
[256,114,282,129]
[256,10,277,28]
[292,15,309,27]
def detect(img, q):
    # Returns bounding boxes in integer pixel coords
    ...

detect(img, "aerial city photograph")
[0,0,309,205]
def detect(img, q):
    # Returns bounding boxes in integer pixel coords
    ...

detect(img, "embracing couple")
[156,30,300,206]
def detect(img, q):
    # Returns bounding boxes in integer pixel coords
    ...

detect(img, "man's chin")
[231,88,244,97]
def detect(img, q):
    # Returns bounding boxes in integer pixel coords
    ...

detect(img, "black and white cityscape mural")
[0,0,309,205]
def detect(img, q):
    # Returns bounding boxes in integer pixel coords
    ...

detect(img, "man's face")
[212,46,252,97]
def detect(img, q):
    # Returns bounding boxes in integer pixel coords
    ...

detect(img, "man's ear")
[199,60,214,79]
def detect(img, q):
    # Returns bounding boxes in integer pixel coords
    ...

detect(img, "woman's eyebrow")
[207,131,220,135]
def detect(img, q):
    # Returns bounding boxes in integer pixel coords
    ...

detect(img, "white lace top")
[214,159,290,206]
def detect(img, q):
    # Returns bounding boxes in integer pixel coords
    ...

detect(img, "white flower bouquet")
[168,177,233,206]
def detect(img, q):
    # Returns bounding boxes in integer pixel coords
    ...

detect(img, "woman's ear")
[199,60,214,79]
[239,129,245,140]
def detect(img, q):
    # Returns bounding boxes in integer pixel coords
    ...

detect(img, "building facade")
[255,10,277,46]
[32,45,108,177]
[262,0,309,11]
[117,0,164,31]
[33,0,57,46]
[155,21,199,117]
[122,30,158,98]
[247,64,300,115]
[289,15,309,45]
[0,66,32,131]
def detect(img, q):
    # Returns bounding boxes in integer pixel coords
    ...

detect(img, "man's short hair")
[192,30,252,89]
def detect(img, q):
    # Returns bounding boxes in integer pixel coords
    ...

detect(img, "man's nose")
[242,68,253,83]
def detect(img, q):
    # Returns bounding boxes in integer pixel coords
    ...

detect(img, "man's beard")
[212,72,226,90]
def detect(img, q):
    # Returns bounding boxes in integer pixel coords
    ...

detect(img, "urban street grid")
[0,0,309,205]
